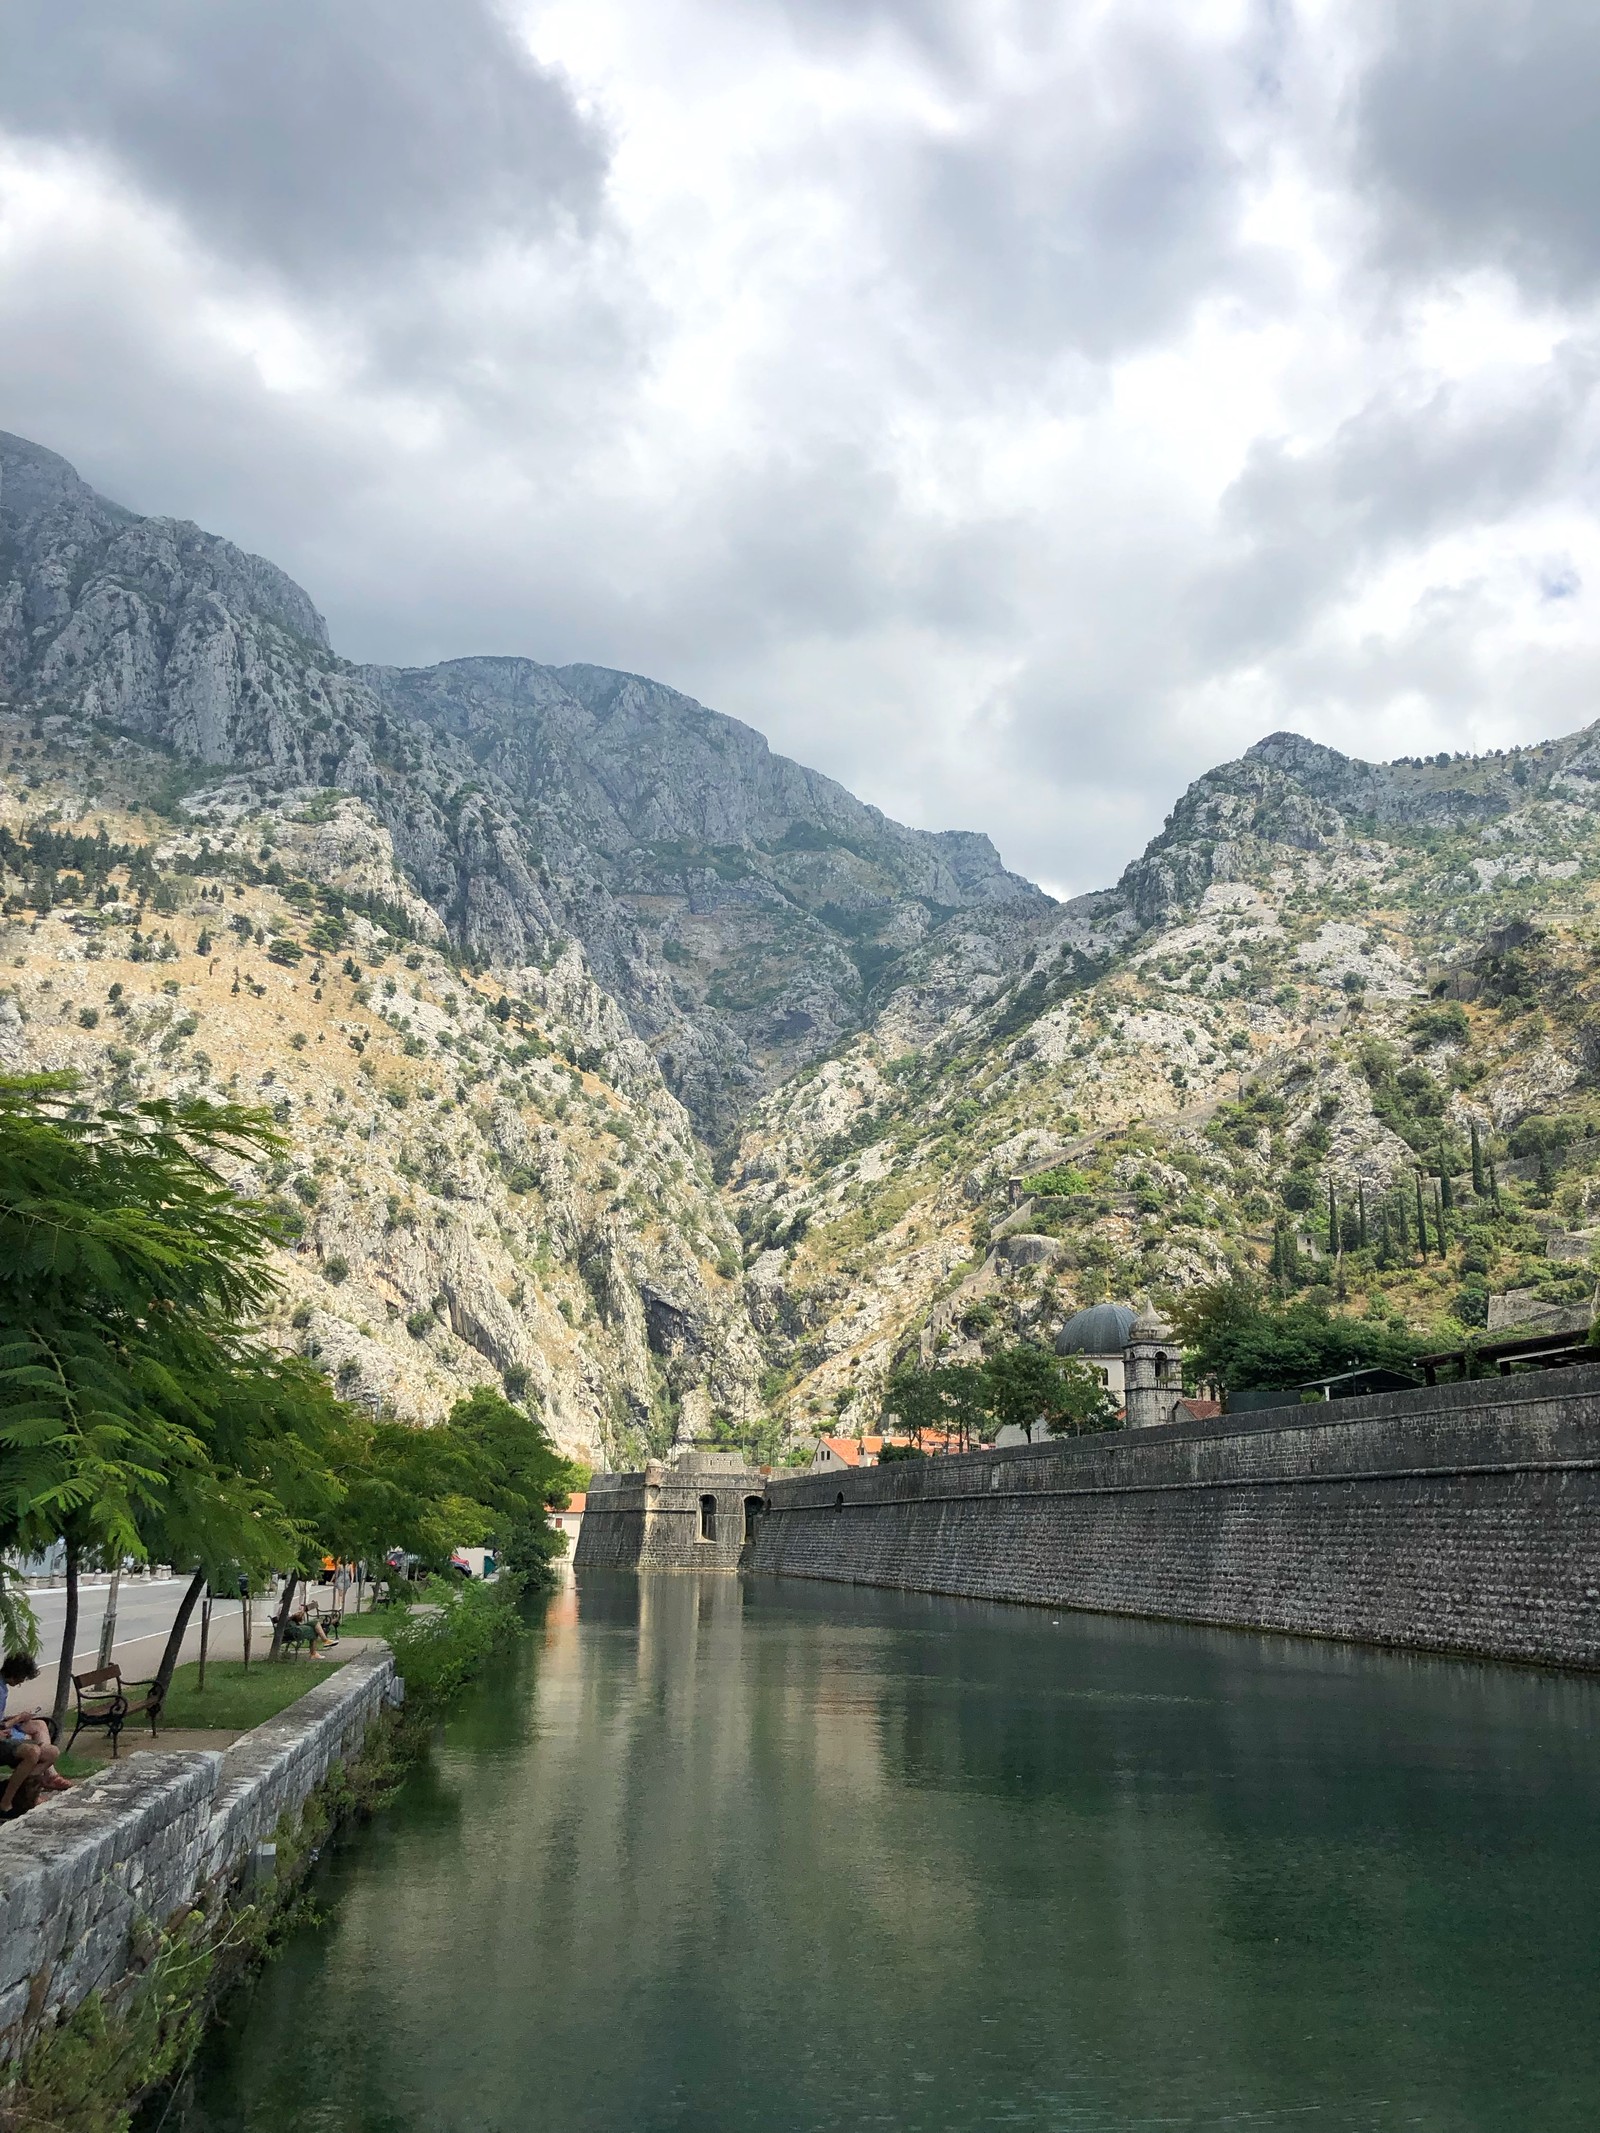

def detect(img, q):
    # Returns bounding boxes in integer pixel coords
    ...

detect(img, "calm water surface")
[169,1572,1600,2132]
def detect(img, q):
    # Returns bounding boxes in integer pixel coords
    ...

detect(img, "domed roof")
[1055,1302,1136,1357]
[1130,1304,1171,1340]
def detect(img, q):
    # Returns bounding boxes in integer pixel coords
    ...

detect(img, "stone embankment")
[744,1368,1600,1670]
[0,1645,399,2068]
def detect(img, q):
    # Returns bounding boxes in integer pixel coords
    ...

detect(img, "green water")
[169,1572,1600,2132]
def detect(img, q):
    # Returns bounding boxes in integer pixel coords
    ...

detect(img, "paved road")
[28,1578,192,1664]
[18,1577,280,1681]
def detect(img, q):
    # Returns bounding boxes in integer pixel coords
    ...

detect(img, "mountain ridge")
[0,428,1045,1141]
[7,427,1600,1462]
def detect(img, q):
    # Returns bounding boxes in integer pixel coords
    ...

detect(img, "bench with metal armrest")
[66,1664,163,1758]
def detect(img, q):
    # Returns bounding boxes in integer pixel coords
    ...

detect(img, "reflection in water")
[168,1572,1600,2132]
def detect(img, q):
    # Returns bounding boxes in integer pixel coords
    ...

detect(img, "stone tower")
[1122,1305,1185,1430]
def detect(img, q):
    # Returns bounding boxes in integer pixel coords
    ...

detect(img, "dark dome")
[1055,1303,1136,1357]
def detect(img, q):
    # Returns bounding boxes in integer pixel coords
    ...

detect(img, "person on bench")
[1,1653,71,1814]
[284,1610,331,1657]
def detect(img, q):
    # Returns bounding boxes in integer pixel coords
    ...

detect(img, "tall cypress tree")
[1395,1186,1409,1251]
[1489,1156,1501,1211]
[1438,1141,1453,1213]
[1327,1176,1339,1256]
[1415,1169,1429,1259]
[1470,1116,1486,1197]
[1357,1180,1369,1251]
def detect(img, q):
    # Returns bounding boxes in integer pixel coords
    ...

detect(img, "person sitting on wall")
[0,1653,71,1814]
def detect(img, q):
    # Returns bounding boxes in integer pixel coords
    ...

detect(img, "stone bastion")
[575,1450,768,1571]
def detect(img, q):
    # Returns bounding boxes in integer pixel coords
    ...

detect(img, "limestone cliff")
[9,426,1600,1465]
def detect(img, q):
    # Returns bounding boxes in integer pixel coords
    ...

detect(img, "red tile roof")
[817,1435,881,1466]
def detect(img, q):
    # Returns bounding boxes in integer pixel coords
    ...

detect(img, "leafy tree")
[927,1363,991,1452]
[1170,1278,1424,1400]
[152,1353,355,1683]
[981,1343,1114,1441]
[445,1385,580,1579]
[322,1388,579,1594]
[882,1346,1116,1450]
[881,1367,945,1449]
[0,1075,300,1723]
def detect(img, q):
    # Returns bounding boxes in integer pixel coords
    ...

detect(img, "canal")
[169,1571,1600,2131]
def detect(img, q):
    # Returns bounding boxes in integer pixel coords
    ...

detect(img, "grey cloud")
[766,0,977,67]
[1188,352,1600,664]
[1359,0,1600,298]
[8,0,1600,910]
[891,6,1290,369]
[0,0,607,285]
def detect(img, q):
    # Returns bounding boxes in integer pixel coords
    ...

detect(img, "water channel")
[169,1571,1600,2132]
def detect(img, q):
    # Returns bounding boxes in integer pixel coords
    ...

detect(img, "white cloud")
[3,0,1600,897]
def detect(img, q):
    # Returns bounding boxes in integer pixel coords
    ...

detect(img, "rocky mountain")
[729,723,1600,1433]
[6,426,1600,1465]
[0,430,1042,1144]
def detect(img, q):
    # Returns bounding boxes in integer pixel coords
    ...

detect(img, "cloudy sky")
[3,1,1598,895]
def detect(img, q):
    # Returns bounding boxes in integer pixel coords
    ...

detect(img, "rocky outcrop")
[1,431,1048,1139]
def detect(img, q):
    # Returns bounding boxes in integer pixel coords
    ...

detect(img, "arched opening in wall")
[698,1494,717,1543]
[743,1496,763,1543]
[835,1492,845,1513]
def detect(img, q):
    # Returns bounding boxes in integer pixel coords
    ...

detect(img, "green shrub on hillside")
[1025,1164,1091,1196]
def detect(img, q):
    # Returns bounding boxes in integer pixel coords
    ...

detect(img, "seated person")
[0,1653,70,1813]
[286,1610,331,1654]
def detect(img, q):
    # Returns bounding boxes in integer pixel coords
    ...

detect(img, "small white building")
[811,1436,884,1472]
[548,1493,586,1549]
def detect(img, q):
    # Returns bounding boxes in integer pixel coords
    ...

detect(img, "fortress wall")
[576,1457,766,1572]
[744,1368,1600,1670]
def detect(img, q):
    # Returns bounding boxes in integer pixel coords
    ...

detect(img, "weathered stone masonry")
[0,1645,400,2069]
[577,1450,767,1571]
[744,1368,1600,1670]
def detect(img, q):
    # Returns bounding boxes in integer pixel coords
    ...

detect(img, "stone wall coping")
[764,1362,1600,1512]
[0,1753,219,1946]
[0,1642,398,2063]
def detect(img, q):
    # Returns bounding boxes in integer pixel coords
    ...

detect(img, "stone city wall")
[0,1644,399,2067]
[744,1367,1600,1670]
[576,1451,767,1571]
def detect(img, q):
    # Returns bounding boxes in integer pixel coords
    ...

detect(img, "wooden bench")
[65,1665,163,1758]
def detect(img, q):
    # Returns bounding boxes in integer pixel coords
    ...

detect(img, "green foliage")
[0,1076,329,1585]
[982,1342,1117,1439]
[445,1385,579,1580]
[1170,1278,1425,1395]
[882,1343,1116,1448]
[1024,1164,1091,1196]
[5,1913,214,2133]
[382,1573,524,1711]
[324,1386,576,1584]
[1409,1003,1470,1048]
